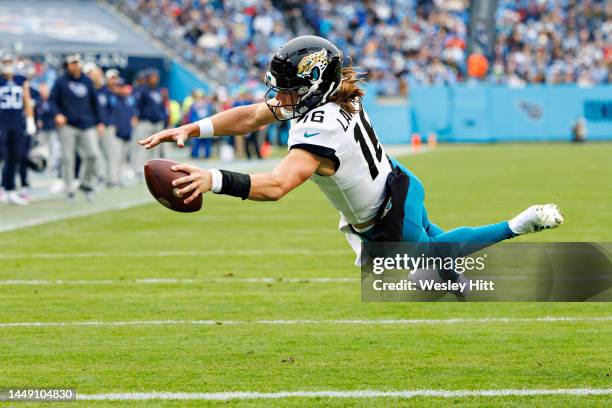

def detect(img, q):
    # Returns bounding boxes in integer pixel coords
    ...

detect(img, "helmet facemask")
[264,76,303,121]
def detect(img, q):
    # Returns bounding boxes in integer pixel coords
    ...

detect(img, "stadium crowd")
[304,0,610,91]
[112,0,306,88]
[114,0,610,95]
[0,53,271,206]
[491,0,610,87]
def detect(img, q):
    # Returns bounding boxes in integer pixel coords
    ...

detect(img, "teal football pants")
[388,156,516,256]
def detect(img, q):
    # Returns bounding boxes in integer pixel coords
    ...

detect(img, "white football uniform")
[288,101,392,264]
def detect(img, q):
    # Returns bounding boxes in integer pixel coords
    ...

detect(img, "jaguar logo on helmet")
[297,49,328,82]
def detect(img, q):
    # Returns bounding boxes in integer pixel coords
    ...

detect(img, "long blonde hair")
[328,66,365,115]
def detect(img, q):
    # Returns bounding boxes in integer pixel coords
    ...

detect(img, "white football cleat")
[509,204,564,235]
[19,187,31,201]
[7,191,29,206]
[49,179,65,194]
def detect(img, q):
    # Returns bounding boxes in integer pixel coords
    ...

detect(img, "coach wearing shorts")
[50,54,102,201]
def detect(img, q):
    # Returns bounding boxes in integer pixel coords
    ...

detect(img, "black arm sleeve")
[219,170,251,200]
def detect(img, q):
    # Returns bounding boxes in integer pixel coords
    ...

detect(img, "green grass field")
[1,143,611,406]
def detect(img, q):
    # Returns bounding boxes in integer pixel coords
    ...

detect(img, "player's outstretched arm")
[248,149,320,201]
[170,149,320,204]
[139,101,276,149]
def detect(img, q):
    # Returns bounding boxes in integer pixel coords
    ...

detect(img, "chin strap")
[278,107,295,120]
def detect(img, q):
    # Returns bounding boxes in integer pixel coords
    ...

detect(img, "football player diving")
[139,36,564,265]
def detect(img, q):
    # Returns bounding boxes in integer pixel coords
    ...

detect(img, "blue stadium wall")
[166,61,211,101]
[404,85,611,143]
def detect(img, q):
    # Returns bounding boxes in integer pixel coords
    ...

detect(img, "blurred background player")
[229,88,252,159]
[83,63,112,185]
[186,89,215,160]
[132,68,167,179]
[0,52,36,205]
[240,88,263,160]
[107,77,137,187]
[50,54,102,202]
[16,62,40,201]
[35,82,61,184]
[99,67,122,186]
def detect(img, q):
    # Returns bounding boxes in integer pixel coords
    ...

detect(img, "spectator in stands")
[302,0,468,94]
[114,0,609,94]
[113,0,297,88]
[108,78,137,187]
[493,0,609,87]
[132,68,167,178]
[50,54,102,202]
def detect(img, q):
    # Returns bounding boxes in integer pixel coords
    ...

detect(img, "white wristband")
[26,117,37,136]
[196,117,214,138]
[209,169,223,193]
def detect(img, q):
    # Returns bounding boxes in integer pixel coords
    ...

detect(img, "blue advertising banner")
[408,85,612,142]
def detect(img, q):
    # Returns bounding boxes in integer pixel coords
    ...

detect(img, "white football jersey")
[288,101,392,225]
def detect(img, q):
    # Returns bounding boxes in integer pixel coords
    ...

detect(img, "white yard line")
[1,316,610,328]
[0,276,541,285]
[0,277,358,285]
[0,158,281,234]
[0,249,349,259]
[0,198,151,234]
[77,388,612,401]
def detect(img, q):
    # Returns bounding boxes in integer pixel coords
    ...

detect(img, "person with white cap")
[50,54,103,202]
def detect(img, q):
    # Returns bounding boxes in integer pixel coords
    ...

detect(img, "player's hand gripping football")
[139,126,190,149]
[170,164,212,204]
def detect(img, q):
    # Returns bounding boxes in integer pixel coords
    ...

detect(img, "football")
[144,159,203,213]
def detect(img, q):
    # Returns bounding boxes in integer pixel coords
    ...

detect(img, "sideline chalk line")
[1,316,610,328]
[77,388,612,401]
